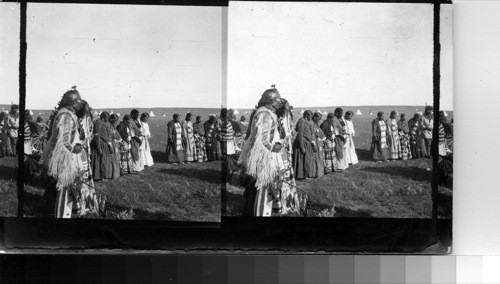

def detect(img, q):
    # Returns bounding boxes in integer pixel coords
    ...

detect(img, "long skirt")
[79,149,99,215]
[24,139,32,155]
[399,133,412,160]
[0,133,8,157]
[144,138,154,166]
[315,148,325,178]
[110,143,121,179]
[185,135,196,162]
[345,135,358,165]
[371,139,389,161]
[293,140,315,179]
[166,143,186,163]
[323,142,337,173]
[195,135,207,162]
[438,142,447,156]
[131,138,144,172]
[388,134,401,160]
[91,144,113,180]
[119,142,132,175]
[410,136,424,159]
[206,139,221,161]
[334,137,349,170]
[254,185,274,217]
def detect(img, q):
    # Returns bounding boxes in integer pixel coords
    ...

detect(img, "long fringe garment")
[40,108,83,218]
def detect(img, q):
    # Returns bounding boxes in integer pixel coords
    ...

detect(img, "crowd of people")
[234,85,454,217]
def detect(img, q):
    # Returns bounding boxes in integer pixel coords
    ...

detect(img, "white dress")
[345,120,359,165]
[141,121,154,166]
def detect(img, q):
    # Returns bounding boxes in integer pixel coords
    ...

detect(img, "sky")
[25,4,224,110]
[227,2,453,110]
[0,3,20,106]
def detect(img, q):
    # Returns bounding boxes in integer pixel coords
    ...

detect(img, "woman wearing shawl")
[219,108,236,158]
[166,113,186,164]
[203,115,221,161]
[312,112,326,177]
[24,110,33,155]
[344,110,359,165]
[129,109,144,172]
[292,110,316,179]
[408,113,424,159]
[438,111,448,156]
[182,113,196,162]
[386,110,401,160]
[116,115,132,175]
[320,113,337,173]
[140,113,154,167]
[371,111,389,161]
[397,113,412,160]
[332,108,349,170]
[109,114,122,179]
[91,111,113,180]
[193,115,207,162]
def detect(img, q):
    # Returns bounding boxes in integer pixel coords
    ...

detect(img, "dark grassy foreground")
[0,157,18,217]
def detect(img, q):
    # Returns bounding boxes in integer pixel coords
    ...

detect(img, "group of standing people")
[292,108,359,180]
[165,110,246,164]
[370,106,453,162]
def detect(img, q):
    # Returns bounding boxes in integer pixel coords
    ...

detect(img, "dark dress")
[204,120,221,161]
[91,119,113,180]
[292,118,316,179]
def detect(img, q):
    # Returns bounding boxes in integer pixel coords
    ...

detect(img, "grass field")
[225,105,453,218]
[19,107,222,221]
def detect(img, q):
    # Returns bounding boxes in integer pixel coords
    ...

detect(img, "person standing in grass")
[166,113,186,164]
[129,109,144,171]
[420,106,434,158]
[408,113,424,159]
[6,104,19,156]
[312,112,326,177]
[397,113,412,160]
[320,113,337,173]
[344,110,359,165]
[116,115,132,175]
[193,115,207,162]
[386,110,401,160]
[371,111,389,161]
[219,108,236,159]
[204,114,221,161]
[91,112,113,180]
[0,112,9,157]
[239,86,287,216]
[332,107,349,170]
[108,114,122,179]
[41,88,85,218]
[140,112,154,167]
[182,112,196,163]
[292,110,316,179]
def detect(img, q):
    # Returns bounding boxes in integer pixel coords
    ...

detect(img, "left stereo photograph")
[5,3,225,222]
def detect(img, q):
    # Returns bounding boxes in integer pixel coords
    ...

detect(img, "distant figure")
[333,107,349,170]
[312,111,326,177]
[129,109,144,171]
[0,112,8,157]
[204,114,221,161]
[386,110,401,160]
[7,104,19,156]
[344,110,359,165]
[408,113,424,159]
[166,113,185,164]
[24,110,33,155]
[438,111,448,156]
[397,113,412,160]
[40,89,85,218]
[220,108,236,158]
[140,113,154,167]
[116,115,132,175]
[371,111,389,161]
[193,115,207,162]
[109,114,122,179]
[182,113,196,163]
[320,113,337,173]
[292,110,315,179]
[91,111,113,180]
[421,106,433,158]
